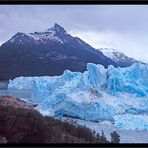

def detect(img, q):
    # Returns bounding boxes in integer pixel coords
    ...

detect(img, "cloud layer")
[0,5,148,62]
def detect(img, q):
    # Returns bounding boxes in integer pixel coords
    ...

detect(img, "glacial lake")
[0,81,32,101]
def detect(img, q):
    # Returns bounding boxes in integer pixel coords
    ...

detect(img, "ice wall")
[8,63,148,130]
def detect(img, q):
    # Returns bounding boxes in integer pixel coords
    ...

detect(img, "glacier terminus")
[8,62,148,131]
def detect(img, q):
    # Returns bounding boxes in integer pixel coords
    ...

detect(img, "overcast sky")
[0,5,148,62]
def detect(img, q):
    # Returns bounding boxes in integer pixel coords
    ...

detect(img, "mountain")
[0,23,117,80]
[99,48,142,67]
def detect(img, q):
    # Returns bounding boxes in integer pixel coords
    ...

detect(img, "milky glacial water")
[0,81,32,101]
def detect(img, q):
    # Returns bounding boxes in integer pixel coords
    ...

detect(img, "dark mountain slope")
[0,23,117,80]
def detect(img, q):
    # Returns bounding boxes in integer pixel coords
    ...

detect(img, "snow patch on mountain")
[8,62,148,130]
[28,30,64,44]
[99,48,117,60]
[99,48,137,63]
[7,23,67,45]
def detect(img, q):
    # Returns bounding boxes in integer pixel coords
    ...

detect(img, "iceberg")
[8,63,148,130]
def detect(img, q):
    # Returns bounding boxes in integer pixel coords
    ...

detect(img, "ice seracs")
[8,62,148,130]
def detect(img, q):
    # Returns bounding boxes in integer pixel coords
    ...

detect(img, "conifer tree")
[111,131,120,143]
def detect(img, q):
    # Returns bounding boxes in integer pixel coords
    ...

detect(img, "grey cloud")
[0,5,148,62]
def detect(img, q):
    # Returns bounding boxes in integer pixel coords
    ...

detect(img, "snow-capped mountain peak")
[28,23,68,44]
[99,48,141,67]
[0,23,118,80]
[99,48,127,61]
[8,23,67,45]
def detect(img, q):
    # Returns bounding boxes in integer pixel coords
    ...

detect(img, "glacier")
[8,62,148,130]
[114,114,148,131]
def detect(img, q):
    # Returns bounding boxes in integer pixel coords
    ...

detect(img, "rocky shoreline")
[0,95,35,109]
